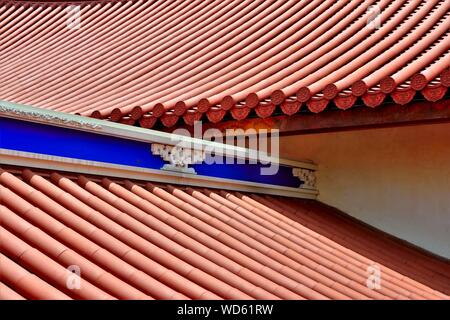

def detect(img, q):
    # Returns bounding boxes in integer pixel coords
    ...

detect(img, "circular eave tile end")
[183,110,203,126]
[90,110,102,119]
[221,95,235,110]
[351,80,367,96]
[323,84,338,100]
[109,108,123,121]
[183,110,202,126]
[245,92,259,108]
[255,103,276,118]
[411,74,427,90]
[161,113,179,127]
[380,76,396,93]
[297,87,311,102]
[174,101,187,116]
[197,98,210,113]
[230,106,250,121]
[307,99,328,113]
[270,89,285,105]
[152,103,165,118]
[207,108,226,123]
[280,101,301,116]
[139,116,157,129]
[131,106,143,120]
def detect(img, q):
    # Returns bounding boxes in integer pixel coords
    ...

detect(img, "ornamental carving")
[151,143,206,174]
[0,105,103,130]
[292,168,317,189]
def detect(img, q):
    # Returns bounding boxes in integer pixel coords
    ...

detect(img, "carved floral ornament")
[151,143,206,174]
[292,167,317,189]
[151,143,318,190]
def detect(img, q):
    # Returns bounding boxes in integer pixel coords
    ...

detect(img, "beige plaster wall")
[280,123,450,259]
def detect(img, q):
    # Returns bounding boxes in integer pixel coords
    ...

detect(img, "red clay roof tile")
[0,0,448,128]
[0,166,449,300]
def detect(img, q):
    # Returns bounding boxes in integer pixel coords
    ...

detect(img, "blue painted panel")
[0,117,165,169]
[0,117,301,188]
[192,158,300,188]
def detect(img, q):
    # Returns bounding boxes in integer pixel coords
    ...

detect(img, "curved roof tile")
[0,167,449,299]
[0,0,448,128]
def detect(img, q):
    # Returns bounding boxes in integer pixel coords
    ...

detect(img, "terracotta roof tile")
[0,281,25,300]
[0,0,448,128]
[0,166,449,299]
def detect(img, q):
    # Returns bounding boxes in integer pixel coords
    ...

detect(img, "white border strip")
[0,100,317,170]
[0,149,318,199]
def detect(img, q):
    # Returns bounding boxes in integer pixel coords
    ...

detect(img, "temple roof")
[0,0,448,129]
[1,166,449,300]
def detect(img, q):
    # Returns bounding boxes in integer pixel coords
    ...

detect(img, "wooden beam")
[164,99,450,136]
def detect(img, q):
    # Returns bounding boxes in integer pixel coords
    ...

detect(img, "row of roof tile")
[1,167,449,299]
[0,0,448,128]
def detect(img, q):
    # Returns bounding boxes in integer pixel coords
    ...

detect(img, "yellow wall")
[280,123,450,259]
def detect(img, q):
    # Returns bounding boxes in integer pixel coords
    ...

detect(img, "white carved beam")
[292,168,317,190]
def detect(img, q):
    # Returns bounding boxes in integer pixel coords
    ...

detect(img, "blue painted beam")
[0,117,301,188]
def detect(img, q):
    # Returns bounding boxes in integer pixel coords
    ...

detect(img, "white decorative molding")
[0,149,318,199]
[0,104,102,130]
[293,167,317,189]
[151,143,206,174]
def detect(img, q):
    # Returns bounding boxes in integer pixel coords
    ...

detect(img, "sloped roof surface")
[0,0,448,128]
[1,167,449,300]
